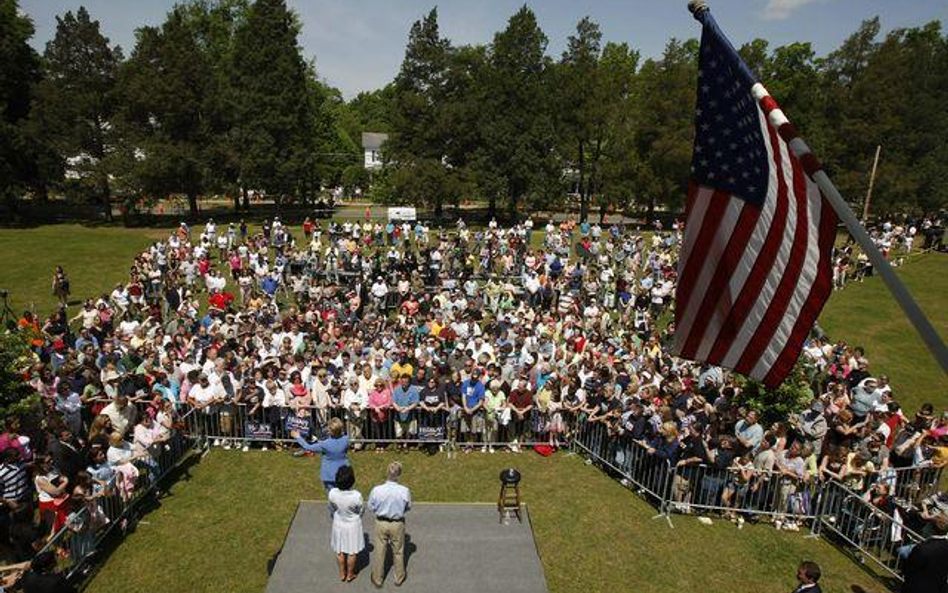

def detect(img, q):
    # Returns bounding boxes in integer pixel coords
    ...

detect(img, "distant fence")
[814,479,926,579]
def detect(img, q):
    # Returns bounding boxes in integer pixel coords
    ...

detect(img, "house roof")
[361,132,389,151]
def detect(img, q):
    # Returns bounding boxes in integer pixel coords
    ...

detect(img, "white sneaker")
[242,444,249,452]
[736,516,745,529]
[223,441,231,450]
[774,520,783,530]
[480,446,487,453]
[489,447,495,454]
[261,445,268,451]
[213,439,222,447]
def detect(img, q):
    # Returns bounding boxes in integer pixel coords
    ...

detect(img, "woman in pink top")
[228,252,242,280]
[367,378,392,449]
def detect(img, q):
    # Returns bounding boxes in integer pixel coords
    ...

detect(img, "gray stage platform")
[266,502,549,593]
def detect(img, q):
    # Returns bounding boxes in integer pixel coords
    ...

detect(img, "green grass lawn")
[0,225,171,316]
[820,251,948,414]
[84,449,882,593]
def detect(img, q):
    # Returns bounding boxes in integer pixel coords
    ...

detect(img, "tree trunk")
[242,189,250,211]
[507,195,517,222]
[93,126,113,222]
[578,140,588,223]
[233,192,242,213]
[99,176,113,223]
[599,201,607,225]
[187,192,199,218]
[2,193,21,224]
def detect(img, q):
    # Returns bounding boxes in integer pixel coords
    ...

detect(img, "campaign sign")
[285,415,311,438]
[244,421,273,440]
[418,426,445,441]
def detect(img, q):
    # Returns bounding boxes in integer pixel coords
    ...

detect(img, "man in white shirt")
[101,395,137,437]
[188,375,223,409]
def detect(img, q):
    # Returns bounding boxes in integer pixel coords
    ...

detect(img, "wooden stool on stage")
[498,468,522,524]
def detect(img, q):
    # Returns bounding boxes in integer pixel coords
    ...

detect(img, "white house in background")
[362,132,388,169]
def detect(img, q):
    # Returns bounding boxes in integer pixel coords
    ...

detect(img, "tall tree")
[386,8,456,215]
[36,6,122,219]
[0,0,42,215]
[632,38,697,217]
[117,7,214,216]
[475,6,559,217]
[594,41,640,221]
[231,0,317,205]
[178,0,249,211]
[555,17,603,222]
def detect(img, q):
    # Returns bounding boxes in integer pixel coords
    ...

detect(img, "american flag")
[671,10,837,389]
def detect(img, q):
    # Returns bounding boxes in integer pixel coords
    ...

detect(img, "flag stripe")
[678,199,759,359]
[721,120,798,370]
[675,192,731,320]
[734,119,811,377]
[679,185,715,267]
[749,150,823,378]
[763,193,837,385]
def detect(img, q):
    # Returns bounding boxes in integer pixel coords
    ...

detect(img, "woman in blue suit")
[293,417,351,491]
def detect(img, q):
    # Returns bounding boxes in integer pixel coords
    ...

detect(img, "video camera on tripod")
[0,289,14,329]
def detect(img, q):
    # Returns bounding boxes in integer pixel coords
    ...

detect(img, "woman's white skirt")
[331,518,365,555]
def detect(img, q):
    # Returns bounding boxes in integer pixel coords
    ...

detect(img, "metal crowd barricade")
[666,463,819,521]
[35,428,192,578]
[181,403,561,448]
[570,419,674,520]
[881,464,944,504]
[814,479,924,580]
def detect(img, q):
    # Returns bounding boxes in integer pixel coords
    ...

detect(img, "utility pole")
[862,145,881,224]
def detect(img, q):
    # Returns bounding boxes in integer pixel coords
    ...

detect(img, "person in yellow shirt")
[429,316,444,338]
[388,354,414,382]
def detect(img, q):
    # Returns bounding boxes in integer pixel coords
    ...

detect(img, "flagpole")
[687,0,948,377]
[862,145,881,224]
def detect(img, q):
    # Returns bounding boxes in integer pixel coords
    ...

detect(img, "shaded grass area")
[84,450,881,593]
[820,252,948,414]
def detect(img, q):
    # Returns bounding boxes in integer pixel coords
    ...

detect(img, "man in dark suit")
[903,514,948,593]
[790,561,822,593]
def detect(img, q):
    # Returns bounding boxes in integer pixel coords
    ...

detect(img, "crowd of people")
[1,211,946,587]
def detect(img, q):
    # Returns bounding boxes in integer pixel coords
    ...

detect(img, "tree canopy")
[2,0,947,220]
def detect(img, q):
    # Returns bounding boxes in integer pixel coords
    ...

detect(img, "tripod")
[0,291,15,329]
